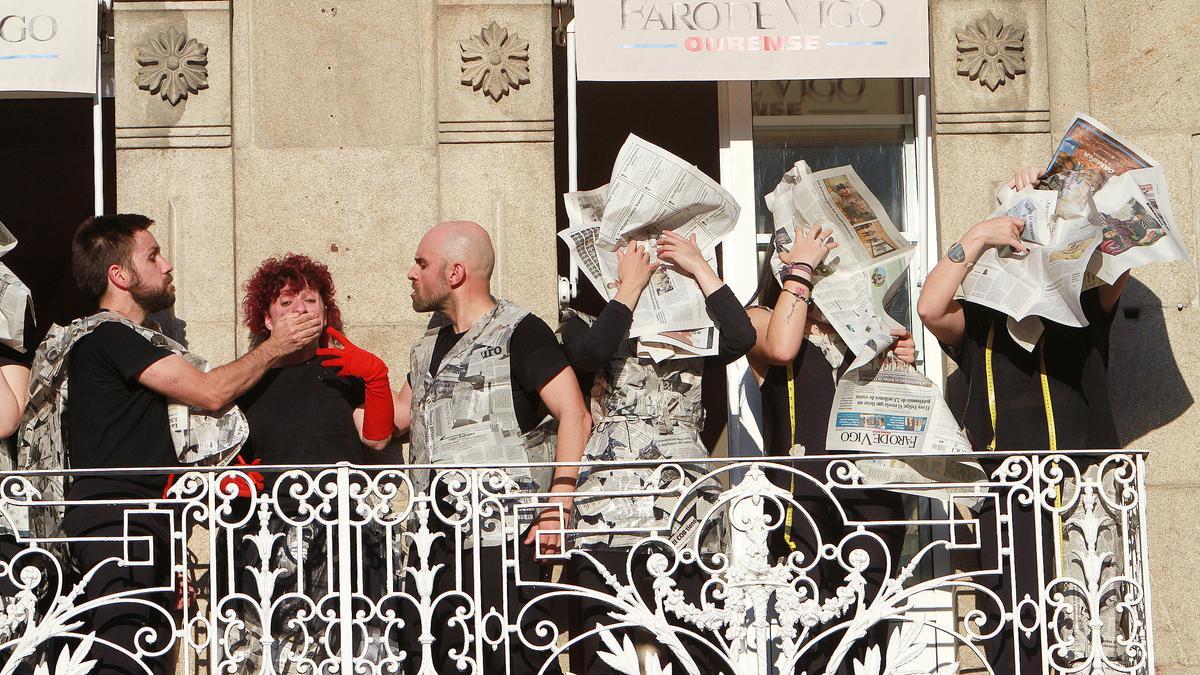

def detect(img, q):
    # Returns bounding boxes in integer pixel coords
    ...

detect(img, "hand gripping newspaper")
[962,113,1193,347]
[766,160,914,371]
[765,161,983,495]
[0,220,33,353]
[558,134,740,361]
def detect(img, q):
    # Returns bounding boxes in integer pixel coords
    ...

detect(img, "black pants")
[770,464,907,674]
[402,525,565,675]
[61,478,176,675]
[973,460,1057,675]
[568,547,734,675]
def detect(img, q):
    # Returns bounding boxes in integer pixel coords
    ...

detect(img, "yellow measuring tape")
[783,362,799,552]
[984,324,1064,568]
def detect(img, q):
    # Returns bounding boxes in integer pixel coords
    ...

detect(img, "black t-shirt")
[946,291,1119,451]
[418,314,569,434]
[237,358,366,467]
[66,322,178,486]
[760,339,846,458]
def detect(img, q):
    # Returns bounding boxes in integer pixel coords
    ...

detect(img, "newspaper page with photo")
[961,114,1192,328]
[962,187,1103,327]
[824,356,985,500]
[0,220,32,352]
[1089,167,1193,283]
[766,161,914,371]
[559,135,741,359]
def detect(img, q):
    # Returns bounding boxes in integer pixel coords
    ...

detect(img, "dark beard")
[131,274,175,314]
[411,287,449,313]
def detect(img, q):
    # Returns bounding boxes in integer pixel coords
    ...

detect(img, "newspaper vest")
[12,311,247,541]
[567,311,716,549]
[409,300,554,508]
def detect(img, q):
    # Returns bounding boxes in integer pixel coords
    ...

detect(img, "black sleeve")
[510,315,571,395]
[706,285,757,366]
[79,322,173,382]
[0,343,31,367]
[560,301,633,373]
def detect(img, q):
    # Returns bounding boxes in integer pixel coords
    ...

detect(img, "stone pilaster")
[113,0,237,362]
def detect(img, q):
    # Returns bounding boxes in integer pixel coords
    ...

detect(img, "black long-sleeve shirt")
[560,284,756,373]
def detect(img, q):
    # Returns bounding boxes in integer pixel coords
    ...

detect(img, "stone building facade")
[107,1,1196,671]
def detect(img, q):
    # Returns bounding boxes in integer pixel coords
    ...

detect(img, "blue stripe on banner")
[617,44,678,49]
[826,41,888,47]
[0,54,60,61]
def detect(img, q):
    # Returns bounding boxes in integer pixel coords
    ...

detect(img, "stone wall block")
[931,132,1051,249]
[113,1,232,149]
[245,0,431,150]
[436,4,553,127]
[930,0,1049,135]
[1086,0,1200,135]
[115,148,236,335]
[232,146,441,353]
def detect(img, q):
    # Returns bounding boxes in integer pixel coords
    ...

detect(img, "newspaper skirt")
[572,417,720,550]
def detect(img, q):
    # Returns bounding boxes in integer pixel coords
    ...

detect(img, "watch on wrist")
[947,241,966,263]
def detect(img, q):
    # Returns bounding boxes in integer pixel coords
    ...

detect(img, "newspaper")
[0,220,32,352]
[766,161,914,371]
[1089,168,1193,284]
[960,114,1193,330]
[824,356,986,500]
[597,134,740,253]
[961,187,1103,327]
[559,135,741,356]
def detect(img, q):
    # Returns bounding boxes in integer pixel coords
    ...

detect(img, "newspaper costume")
[409,300,554,546]
[567,311,718,550]
[13,311,246,543]
[0,221,33,355]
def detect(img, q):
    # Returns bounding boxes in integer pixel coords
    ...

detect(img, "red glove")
[219,456,265,498]
[317,327,395,442]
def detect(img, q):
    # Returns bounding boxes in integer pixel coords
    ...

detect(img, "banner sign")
[0,0,97,97]
[575,0,930,82]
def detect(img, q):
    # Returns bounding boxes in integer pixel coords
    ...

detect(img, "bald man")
[393,221,588,675]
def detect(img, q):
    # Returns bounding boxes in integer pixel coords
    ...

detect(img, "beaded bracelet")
[782,287,813,305]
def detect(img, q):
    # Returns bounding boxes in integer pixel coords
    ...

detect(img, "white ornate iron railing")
[0,451,1153,675]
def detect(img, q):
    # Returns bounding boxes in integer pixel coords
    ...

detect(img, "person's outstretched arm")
[561,242,655,372]
[747,226,837,369]
[916,216,1025,350]
[139,312,322,411]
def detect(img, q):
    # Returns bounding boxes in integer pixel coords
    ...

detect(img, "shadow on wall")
[945,278,1192,449]
[1107,278,1193,446]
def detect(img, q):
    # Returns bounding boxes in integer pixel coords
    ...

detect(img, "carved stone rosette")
[135,26,210,106]
[955,11,1027,91]
[460,21,531,102]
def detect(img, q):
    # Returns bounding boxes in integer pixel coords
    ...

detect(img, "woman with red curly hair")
[237,253,393,465]
[229,253,396,669]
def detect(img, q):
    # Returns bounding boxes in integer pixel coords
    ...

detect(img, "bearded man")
[20,214,318,675]
[393,221,590,675]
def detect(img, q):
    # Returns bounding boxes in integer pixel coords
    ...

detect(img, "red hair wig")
[242,254,343,345]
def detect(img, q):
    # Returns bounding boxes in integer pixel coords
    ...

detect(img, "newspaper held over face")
[0,220,33,353]
[597,134,740,254]
[559,136,741,358]
[766,161,914,371]
[825,356,985,501]
[962,186,1103,329]
[962,114,1192,334]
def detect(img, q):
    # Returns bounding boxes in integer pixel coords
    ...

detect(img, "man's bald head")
[425,220,495,281]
